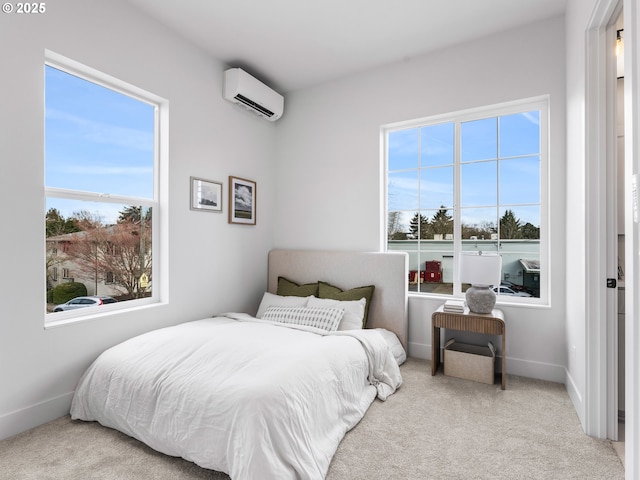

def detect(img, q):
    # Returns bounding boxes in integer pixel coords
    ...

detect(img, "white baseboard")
[408,341,567,384]
[0,391,73,441]
[564,369,585,428]
[407,341,429,360]
[505,356,566,383]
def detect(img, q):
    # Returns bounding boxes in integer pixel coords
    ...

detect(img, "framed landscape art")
[190,177,222,212]
[229,176,256,225]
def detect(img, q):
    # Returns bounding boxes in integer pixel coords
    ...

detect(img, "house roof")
[519,259,540,273]
[46,231,90,242]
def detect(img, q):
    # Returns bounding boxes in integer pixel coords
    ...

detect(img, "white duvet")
[70,314,402,480]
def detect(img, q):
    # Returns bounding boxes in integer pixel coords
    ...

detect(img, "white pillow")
[262,306,344,332]
[307,295,366,330]
[375,328,407,365]
[256,292,309,318]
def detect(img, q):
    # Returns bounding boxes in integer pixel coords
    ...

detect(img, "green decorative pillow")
[318,281,375,328]
[277,277,319,297]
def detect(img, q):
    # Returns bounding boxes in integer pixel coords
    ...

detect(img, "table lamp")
[460,252,502,314]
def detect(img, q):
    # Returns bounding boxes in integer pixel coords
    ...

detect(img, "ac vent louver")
[234,94,275,118]
[223,68,284,121]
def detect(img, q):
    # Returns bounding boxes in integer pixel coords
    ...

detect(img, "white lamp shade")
[459,253,502,287]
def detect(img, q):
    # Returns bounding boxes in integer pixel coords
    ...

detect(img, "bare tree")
[66,228,109,295]
[66,209,152,299]
[388,211,408,240]
[105,223,152,298]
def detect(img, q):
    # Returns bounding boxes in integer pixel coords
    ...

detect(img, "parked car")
[53,296,117,312]
[500,281,535,295]
[493,286,532,297]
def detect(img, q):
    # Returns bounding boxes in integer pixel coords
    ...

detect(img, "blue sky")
[45,65,540,231]
[388,111,541,229]
[45,65,155,224]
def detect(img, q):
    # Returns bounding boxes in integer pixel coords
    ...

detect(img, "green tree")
[50,281,87,305]
[409,212,429,239]
[430,206,453,237]
[500,209,522,239]
[45,208,80,237]
[118,206,152,224]
[521,222,540,239]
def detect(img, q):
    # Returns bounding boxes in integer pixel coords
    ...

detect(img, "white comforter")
[70,314,402,480]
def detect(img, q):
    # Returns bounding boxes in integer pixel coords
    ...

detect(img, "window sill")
[44,300,166,330]
[407,291,550,309]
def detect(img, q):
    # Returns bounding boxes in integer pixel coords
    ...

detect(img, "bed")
[70,249,409,480]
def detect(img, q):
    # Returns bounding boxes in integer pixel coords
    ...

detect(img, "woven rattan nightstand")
[431,304,506,389]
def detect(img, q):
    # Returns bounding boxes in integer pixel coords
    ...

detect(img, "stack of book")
[443,299,466,313]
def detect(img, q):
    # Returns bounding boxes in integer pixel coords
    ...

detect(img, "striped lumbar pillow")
[262,306,345,332]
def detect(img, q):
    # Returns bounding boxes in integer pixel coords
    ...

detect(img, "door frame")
[585,0,639,477]
[584,0,620,441]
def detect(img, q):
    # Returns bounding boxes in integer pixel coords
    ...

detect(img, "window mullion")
[496,116,501,257]
[453,120,462,296]
[45,187,156,208]
[417,128,421,247]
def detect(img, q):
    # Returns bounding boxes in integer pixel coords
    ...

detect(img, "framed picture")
[190,177,222,212]
[229,176,256,225]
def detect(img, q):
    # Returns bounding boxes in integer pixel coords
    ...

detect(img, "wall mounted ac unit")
[223,68,284,121]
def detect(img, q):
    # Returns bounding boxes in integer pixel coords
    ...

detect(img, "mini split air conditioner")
[223,68,284,121]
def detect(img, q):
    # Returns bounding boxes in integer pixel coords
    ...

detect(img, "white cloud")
[46,108,154,152]
[234,185,253,209]
[58,165,153,176]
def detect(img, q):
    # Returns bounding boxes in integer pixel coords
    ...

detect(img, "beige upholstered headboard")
[268,249,409,349]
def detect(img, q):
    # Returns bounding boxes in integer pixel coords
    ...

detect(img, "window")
[384,97,548,304]
[45,52,164,321]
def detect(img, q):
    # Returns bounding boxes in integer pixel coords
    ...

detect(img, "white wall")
[563,0,599,429]
[0,0,277,440]
[275,17,567,381]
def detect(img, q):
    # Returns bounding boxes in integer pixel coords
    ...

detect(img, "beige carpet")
[0,358,625,479]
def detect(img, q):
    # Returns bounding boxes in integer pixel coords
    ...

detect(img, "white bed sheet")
[70,314,402,480]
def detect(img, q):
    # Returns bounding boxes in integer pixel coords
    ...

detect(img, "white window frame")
[383,96,549,307]
[44,51,169,326]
